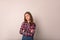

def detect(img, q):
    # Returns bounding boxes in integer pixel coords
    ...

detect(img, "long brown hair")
[24,11,33,24]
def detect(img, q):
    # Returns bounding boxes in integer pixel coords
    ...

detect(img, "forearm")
[23,32,33,36]
[19,28,25,34]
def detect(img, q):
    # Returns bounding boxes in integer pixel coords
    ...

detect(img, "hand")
[31,29,34,33]
[23,30,25,32]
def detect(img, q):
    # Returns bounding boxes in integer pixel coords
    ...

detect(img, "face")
[25,14,30,21]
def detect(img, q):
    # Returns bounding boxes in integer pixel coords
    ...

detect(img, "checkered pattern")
[19,22,36,37]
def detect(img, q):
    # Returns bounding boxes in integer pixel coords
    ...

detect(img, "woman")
[19,11,36,40]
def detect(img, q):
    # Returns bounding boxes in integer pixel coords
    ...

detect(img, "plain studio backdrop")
[0,0,60,40]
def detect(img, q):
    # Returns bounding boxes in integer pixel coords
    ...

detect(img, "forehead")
[25,13,30,16]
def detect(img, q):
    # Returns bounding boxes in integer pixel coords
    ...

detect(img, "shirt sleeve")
[22,23,36,36]
[19,22,25,34]
[19,22,36,37]
[29,23,36,35]
[25,23,36,36]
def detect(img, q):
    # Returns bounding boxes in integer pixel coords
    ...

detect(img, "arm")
[21,23,36,36]
[25,23,36,36]
[19,22,25,35]
[30,23,36,35]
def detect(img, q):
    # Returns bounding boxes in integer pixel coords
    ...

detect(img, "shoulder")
[32,22,36,26]
[21,21,25,25]
[21,21,27,25]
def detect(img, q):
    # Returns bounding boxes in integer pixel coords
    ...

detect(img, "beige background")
[0,0,60,40]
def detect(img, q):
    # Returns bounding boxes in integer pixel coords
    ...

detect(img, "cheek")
[28,16,30,19]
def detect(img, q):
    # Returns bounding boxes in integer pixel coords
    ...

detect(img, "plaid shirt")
[19,22,36,37]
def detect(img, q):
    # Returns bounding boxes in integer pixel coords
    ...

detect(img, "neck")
[27,20,30,23]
